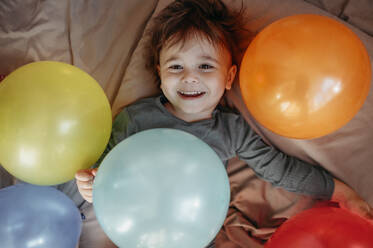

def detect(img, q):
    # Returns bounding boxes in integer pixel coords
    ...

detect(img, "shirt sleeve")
[231,114,334,199]
[92,109,131,168]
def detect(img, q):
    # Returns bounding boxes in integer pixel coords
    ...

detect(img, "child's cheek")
[202,71,223,81]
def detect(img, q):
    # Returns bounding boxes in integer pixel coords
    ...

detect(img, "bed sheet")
[0,0,372,247]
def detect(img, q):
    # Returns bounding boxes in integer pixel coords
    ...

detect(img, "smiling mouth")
[177,90,206,99]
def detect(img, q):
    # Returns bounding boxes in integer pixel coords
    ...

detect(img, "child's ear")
[157,65,160,75]
[225,65,237,90]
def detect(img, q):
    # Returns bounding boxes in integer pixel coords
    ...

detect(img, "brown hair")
[146,0,248,85]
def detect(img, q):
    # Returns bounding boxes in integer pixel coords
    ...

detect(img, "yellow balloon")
[0,61,112,185]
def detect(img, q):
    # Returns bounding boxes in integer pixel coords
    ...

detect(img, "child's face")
[158,36,237,122]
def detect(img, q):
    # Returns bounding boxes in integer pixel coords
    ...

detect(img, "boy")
[76,0,373,246]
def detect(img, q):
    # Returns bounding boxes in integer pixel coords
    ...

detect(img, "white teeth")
[179,91,204,95]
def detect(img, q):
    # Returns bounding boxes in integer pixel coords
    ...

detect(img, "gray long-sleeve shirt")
[101,95,334,199]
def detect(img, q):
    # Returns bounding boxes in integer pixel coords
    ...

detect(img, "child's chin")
[181,107,210,116]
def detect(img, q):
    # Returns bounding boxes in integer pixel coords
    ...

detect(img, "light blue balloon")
[0,183,82,248]
[93,128,230,248]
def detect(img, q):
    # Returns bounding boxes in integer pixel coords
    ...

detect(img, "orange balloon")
[239,14,371,139]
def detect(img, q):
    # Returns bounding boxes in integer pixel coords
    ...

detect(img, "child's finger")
[82,191,93,202]
[92,168,98,177]
[75,169,95,181]
[78,187,93,202]
[78,180,94,189]
[80,189,93,197]
[82,193,93,203]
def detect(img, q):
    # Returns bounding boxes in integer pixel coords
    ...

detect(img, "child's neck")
[164,102,212,122]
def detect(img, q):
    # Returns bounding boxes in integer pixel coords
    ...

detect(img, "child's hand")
[332,178,373,222]
[75,168,98,203]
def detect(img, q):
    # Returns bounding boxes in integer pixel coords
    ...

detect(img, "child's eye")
[168,65,183,71]
[199,64,214,70]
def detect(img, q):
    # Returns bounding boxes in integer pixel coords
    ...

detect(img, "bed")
[0,0,372,247]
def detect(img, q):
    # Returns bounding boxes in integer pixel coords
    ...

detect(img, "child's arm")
[331,178,373,221]
[230,114,373,221]
[75,168,97,203]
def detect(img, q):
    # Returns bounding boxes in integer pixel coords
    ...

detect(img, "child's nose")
[182,69,199,84]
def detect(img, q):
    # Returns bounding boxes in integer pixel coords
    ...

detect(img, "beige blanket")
[1,0,372,247]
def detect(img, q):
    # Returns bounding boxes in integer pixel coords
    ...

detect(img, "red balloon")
[239,14,371,139]
[265,206,373,248]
